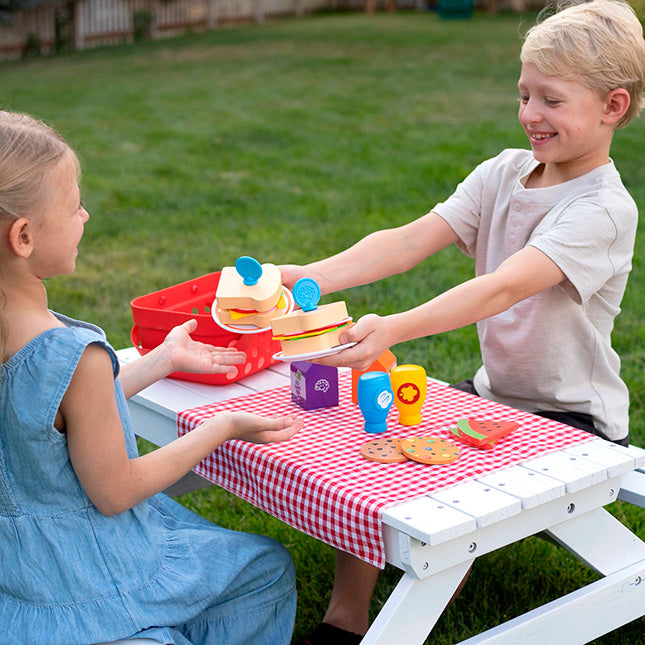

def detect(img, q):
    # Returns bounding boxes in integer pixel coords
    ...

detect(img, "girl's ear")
[8,218,34,258]
[602,88,630,125]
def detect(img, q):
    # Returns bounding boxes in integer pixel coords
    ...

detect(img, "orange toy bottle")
[351,349,397,404]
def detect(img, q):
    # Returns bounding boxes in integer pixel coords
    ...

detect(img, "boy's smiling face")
[517,62,617,185]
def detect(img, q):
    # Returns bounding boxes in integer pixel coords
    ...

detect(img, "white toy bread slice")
[216,263,283,313]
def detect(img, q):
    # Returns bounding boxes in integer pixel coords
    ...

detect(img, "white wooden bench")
[618,465,645,507]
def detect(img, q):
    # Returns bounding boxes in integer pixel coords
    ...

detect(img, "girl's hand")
[315,313,393,371]
[205,411,304,444]
[163,319,246,374]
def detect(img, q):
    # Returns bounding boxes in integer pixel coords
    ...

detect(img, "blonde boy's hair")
[521,0,645,128]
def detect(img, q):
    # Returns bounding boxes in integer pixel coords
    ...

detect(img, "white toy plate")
[212,287,294,334]
[272,342,357,363]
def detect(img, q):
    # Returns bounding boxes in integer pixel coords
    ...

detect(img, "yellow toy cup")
[390,364,427,426]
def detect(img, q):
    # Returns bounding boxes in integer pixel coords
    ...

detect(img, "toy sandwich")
[270,278,353,357]
[216,256,288,327]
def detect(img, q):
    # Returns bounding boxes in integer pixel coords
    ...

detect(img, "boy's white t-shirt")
[432,148,637,441]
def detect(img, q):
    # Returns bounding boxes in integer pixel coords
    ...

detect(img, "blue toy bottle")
[357,371,394,434]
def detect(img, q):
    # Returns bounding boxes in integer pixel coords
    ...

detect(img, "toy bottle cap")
[235,256,263,286]
[293,278,321,312]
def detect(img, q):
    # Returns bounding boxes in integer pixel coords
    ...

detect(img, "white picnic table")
[117,347,645,645]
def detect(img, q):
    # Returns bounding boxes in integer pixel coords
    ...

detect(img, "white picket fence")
[0,0,533,60]
[0,0,348,59]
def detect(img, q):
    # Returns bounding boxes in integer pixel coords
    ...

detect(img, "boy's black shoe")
[295,622,363,645]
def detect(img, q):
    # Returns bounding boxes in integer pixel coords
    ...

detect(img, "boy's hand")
[163,320,246,374]
[278,264,305,290]
[315,313,391,371]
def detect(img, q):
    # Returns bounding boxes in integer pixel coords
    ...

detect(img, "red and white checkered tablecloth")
[177,371,595,567]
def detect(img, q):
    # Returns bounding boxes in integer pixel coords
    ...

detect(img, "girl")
[0,110,303,645]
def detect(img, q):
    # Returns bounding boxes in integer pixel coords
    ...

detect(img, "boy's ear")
[8,218,34,258]
[602,88,630,125]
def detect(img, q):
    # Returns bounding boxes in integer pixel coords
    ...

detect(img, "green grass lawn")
[2,9,644,643]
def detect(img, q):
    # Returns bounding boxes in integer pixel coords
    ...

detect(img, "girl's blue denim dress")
[0,313,296,645]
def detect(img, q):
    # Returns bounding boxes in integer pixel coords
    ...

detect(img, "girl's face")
[31,152,89,279]
[517,62,614,182]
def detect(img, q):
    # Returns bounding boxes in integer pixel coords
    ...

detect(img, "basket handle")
[130,324,147,352]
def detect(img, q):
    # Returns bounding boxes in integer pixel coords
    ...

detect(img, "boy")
[283,2,645,643]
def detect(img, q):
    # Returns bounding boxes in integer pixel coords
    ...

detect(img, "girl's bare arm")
[63,346,302,515]
[118,319,245,399]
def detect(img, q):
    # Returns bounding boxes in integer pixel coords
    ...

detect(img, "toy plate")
[272,342,357,363]
[212,287,294,334]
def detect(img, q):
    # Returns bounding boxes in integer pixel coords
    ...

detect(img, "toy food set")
[356,371,394,434]
[351,349,397,404]
[449,418,519,449]
[355,363,511,465]
[130,271,281,385]
[290,361,339,411]
[214,256,290,328]
[271,278,354,360]
[390,364,427,426]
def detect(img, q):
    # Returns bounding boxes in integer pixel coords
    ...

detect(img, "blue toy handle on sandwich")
[293,278,321,312]
[235,256,263,286]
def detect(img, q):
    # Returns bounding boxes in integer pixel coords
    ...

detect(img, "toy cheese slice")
[449,418,519,450]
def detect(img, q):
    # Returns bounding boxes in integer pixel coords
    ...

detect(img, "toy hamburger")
[270,278,353,357]
[216,256,289,327]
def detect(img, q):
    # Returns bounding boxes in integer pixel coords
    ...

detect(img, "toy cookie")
[360,437,407,463]
[400,436,460,465]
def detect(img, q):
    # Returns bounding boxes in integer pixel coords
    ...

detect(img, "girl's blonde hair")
[0,111,77,362]
[521,0,645,129]
[0,111,75,221]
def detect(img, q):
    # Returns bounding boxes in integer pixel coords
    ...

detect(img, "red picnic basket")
[130,271,282,385]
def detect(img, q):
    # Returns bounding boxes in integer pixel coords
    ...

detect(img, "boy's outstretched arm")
[281,212,459,294]
[319,245,566,370]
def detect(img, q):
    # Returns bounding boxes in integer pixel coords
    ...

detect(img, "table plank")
[521,451,607,492]
[477,465,566,509]
[383,496,477,545]
[430,480,522,527]
[563,438,640,477]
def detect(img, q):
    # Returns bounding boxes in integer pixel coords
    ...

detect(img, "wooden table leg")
[361,560,474,644]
